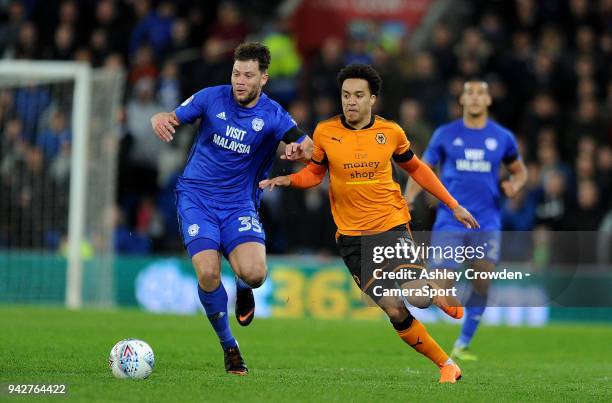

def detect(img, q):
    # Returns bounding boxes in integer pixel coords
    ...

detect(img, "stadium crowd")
[0,0,610,261]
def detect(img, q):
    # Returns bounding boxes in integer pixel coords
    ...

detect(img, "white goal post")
[0,61,125,309]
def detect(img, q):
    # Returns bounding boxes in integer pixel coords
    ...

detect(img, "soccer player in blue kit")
[406,80,527,361]
[151,42,312,375]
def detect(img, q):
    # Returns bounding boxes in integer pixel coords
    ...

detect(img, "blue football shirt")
[422,118,519,230]
[174,85,297,208]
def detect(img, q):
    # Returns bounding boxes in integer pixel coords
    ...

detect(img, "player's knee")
[406,295,433,309]
[197,269,220,290]
[193,258,220,290]
[239,263,267,288]
[402,280,434,309]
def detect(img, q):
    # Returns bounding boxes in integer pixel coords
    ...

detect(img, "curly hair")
[336,64,382,96]
[234,42,271,72]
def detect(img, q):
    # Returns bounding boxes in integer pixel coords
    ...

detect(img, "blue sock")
[457,290,487,347]
[235,276,251,291]
[198,283,237,349]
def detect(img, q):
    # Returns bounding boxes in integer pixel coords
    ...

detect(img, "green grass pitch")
[1,306,611,402]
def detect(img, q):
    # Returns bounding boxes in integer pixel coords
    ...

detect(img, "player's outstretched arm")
[259,162,327,191]
[151,111,180,142]
[399,154,479,229]
[258,175,291,192]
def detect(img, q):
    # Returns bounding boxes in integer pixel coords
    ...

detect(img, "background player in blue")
[405,80,527,361]
[150,42,313,375]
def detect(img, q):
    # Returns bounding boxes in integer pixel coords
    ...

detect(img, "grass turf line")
[1,306,611,402]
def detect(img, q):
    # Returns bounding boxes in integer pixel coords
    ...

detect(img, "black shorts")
[336,223,427,303]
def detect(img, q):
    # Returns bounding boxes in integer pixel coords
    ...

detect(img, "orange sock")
[397,319,449,368]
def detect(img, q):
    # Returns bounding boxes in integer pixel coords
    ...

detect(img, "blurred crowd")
[0,0,610,261]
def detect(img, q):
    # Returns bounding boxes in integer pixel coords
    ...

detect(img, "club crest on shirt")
[188,224,199,237]
[375,132,386,144]
[485,137,498,151]
[252,118,264,132]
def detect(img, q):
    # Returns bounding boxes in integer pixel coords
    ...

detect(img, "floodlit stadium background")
[0,0,610,325]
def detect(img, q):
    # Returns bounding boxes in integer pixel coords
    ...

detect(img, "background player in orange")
[260,64,479,383]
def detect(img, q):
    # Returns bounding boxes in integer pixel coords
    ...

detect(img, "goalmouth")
[0,61,125,309]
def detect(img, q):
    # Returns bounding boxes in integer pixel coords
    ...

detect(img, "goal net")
[0,61,125,308]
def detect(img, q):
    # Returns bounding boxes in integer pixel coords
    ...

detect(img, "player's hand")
[151,112,179,142]
[281,142,305,161]
[259,175,291,191]
[452,205,480,229]
[501,180,519,198]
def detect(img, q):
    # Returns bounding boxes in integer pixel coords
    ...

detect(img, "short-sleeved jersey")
[312,115,412,236]
[422,118,520,230]
[174,85,297,208]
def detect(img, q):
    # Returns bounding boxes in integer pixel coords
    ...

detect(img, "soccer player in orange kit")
[260,64,479,383]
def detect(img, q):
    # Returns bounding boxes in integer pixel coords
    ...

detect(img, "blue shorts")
[429,226,501,270]
[176,190,265,257]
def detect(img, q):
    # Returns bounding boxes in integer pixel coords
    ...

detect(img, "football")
[108,339,155,379]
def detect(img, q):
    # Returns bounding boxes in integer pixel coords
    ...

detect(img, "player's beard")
[234,86,260,107]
